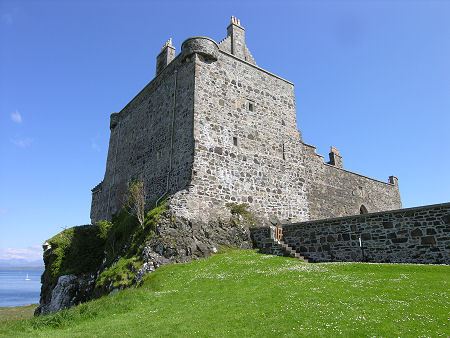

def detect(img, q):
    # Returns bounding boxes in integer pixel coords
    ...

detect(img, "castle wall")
[169,49,310,223]
[169,45,401,224]
[280,203,450,264]
[302,143,402,220]
[91,55,196,223]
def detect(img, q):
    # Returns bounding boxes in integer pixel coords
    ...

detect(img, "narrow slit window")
[157,149,162,159]
[233,137,238,146]
[248,102,254,112]
[282,144,285,160]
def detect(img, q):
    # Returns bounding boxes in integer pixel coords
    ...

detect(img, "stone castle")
[90,17,402,225]
[35,18,447,316]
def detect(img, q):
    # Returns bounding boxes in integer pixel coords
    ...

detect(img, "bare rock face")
[34,274,95,315]
[134,211,252,284]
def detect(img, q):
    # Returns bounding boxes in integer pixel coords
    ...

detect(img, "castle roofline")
[219,49,293,85]
[117,35,294,119]
[302,142,396,186]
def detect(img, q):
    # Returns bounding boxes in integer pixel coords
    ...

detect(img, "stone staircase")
[260,237,309,263]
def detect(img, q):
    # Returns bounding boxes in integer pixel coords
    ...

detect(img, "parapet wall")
[302,142,402,220]
[278,203,450,264]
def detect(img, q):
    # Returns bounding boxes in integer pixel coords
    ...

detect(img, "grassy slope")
[0,250,448,337]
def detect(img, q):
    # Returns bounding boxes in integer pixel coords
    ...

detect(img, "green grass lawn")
[0,250,448,337]
[0,304,37,322]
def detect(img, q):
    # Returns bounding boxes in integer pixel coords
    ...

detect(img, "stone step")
[279,240,308,263]
[263,237,309,263]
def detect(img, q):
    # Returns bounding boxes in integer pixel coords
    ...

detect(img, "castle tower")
[91,19,401,225]
[156,38,175,75]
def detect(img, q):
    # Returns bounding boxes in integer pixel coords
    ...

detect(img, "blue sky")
[1,0,449,266]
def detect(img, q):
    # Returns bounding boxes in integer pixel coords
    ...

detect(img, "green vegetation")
[46,198,168,297]
[93,199,168,294]
[1,250,448,336]
[0,305,37,322]
[46,225,105,284]
[226,202,256,226]
[103,197,168,266]
[95,257,142,293]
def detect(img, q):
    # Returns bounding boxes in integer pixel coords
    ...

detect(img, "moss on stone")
[46,225,105,284]
[95,256,142,294]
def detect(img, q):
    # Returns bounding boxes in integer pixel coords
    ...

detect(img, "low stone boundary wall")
[280,203,449,264]
[251,226,273,247]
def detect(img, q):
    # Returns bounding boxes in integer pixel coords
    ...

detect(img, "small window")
[157,149,162,159]
[233,137,238,146]
[282,144,285,160]
[248,102,254,112]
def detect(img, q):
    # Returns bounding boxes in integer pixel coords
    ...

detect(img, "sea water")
[0,269,43,307]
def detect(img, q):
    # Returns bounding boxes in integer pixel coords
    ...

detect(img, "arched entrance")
[360,205,368,214]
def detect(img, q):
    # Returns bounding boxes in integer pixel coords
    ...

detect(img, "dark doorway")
[360,205,368,214]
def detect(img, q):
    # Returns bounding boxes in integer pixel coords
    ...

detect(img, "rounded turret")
[181,37,219,61]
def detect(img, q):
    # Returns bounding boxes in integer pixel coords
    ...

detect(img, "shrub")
[225,203,256,226]
[96,220,112,240]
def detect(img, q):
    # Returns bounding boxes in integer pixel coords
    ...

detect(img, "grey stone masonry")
[302,142,401,221]
[91,17,401,225]
[277,202,450,264]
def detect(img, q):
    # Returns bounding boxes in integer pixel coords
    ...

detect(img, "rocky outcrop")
[36,210,254,315]
[34,274,96,315]
[133,211,252,283]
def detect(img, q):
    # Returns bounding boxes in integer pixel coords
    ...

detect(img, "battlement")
[181,36,219,61]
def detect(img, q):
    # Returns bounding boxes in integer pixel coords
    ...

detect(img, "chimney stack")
[156,38,175,76]
[227,16,246,59]
[328,146,343,168]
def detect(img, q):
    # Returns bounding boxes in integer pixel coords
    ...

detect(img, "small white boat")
[25,273,30,281]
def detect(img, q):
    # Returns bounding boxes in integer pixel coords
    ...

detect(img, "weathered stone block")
[383,221,393,229]
[410,228,423,237]
[391,238,408,244]
[443,214,450,225]
[361,233,371,240]
[427,228,437,235]
[387,232,397,239]
[421,236,436,245]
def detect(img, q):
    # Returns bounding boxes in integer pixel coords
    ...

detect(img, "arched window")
[360,205,368,214]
